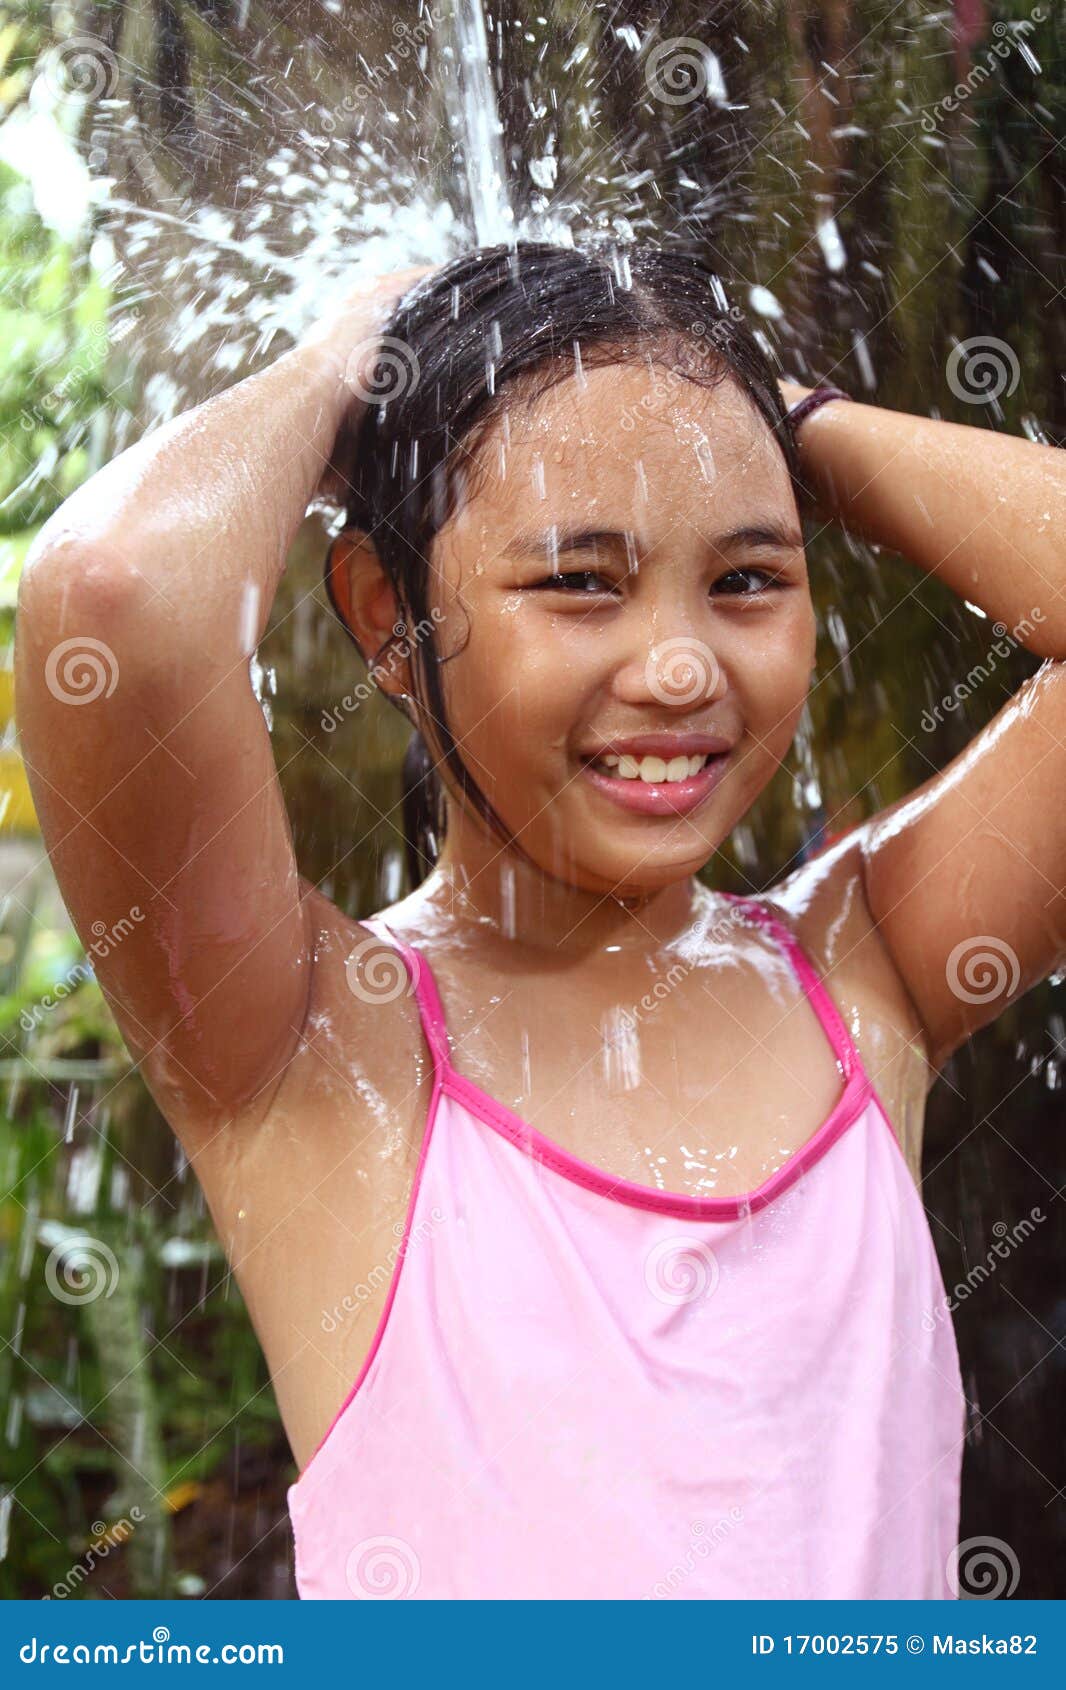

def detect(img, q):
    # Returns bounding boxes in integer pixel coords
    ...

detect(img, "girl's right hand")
[302,265,436,500]
[300,265,435,380]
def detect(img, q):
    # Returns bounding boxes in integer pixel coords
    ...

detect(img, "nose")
[611,595,727,711]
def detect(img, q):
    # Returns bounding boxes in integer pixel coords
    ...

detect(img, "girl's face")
[421,358,815,898]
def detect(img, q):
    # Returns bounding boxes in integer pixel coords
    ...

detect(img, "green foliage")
[0,1089,283,1599]
[0,155,117,542]
[0,864,286,1598]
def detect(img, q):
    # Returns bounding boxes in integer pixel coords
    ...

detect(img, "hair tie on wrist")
[786,384,851,430]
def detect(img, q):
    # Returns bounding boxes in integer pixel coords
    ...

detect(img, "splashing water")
[46,0,595,432]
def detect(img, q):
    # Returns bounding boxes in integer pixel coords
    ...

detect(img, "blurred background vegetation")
[0,0,1064,1598]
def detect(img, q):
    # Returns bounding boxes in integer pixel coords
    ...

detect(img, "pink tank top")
[287,894,966,1599]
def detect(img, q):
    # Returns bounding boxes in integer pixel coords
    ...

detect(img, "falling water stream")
[439,0,516,242]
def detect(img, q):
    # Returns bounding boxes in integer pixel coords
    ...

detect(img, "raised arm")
[785,383,1066,1073]
[14,274,421,1138]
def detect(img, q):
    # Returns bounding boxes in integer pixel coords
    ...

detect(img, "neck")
[420,813,709,956]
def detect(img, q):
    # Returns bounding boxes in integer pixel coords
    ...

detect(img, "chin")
[610,844,721,896]
[531,829,724,899]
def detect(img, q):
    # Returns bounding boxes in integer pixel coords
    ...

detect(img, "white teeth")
[592,752,711,781]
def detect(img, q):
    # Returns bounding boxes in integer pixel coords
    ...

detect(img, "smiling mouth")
[583,751,716,783]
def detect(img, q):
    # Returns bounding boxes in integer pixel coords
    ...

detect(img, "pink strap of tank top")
[358,914,452,1077]
[716,891,858,1079]
[360,894,859,1085]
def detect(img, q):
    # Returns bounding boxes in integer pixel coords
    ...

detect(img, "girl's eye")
[534,570,617,594]
[712,567,779,596]
[529,565,783,597]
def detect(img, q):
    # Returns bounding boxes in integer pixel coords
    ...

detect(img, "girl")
[15,243,1065,1601]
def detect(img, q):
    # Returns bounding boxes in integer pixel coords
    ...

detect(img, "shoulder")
[297,878,425,1035]
[240,879,435,1127]
[757,830,938,1097]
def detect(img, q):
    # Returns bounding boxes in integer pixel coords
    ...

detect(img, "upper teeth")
[594,753,710,782]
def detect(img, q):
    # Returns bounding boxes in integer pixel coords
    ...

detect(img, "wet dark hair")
[331,240,804,889]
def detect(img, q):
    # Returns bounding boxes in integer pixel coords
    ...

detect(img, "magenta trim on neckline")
[442,1065,872,1220]
[357,898,875,1222]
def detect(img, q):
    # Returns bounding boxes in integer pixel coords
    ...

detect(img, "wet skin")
[16,321,1066,1472]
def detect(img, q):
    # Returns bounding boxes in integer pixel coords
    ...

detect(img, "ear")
[325,530,412,699]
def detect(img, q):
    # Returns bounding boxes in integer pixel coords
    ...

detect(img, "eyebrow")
[716,521,805,552]
[502,527,622,559]
[503,520,804,559]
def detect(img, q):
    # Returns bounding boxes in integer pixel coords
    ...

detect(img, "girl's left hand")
[779,378,814,411]
[779,373,1066,1081]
